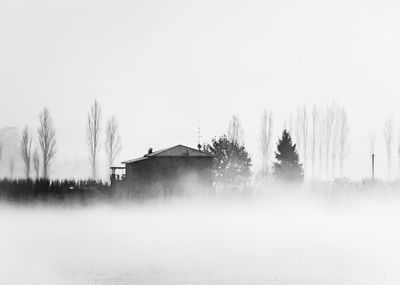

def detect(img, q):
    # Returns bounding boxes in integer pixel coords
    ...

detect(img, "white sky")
[1,0,400,180]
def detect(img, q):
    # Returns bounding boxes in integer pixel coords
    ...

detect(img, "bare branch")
[228,116,244,145]
[294,107,301,152]
[38,108,57,179]
[338,107,350,178]
[331,103,339,179]
[20,126,33,179]
[293,105,309,176]
[87,100,102,179]
[105,116,122,170]
[311,105,318,178]
[300,104,308,174]
[9,157,15,179]
[324,104,335,179]
[384,116,394,180]
[259,110,273,177]
[33,148,40,180]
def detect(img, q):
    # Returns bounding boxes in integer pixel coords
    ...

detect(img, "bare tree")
[384,116,394,180]
[311,105,318,178]
[87,100,102,179]
[33,148,40,180]
[228,115,243,145]
[105,116,122,169]
[9,157,15,179]
[294,107,301,153]
[20,126,33,179]
[259,110,273,177]
[338,107,350,178]
[300,104,308,175]
[38,108,57,179]
[331,104,339,179]
[318,108,324,178]
[324,105,335,179]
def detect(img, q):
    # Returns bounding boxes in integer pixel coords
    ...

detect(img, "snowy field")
[1,193,400,285]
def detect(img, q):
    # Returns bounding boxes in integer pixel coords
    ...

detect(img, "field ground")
[1,195,399,284]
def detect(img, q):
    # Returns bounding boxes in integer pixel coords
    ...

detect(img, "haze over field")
[1,0,400,179]
[1,193,400,285]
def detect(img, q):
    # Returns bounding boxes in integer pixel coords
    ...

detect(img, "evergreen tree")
[273,130,303,182]
[205,135,252,190]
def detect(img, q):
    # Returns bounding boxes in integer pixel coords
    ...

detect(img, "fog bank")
[1,194,399,284]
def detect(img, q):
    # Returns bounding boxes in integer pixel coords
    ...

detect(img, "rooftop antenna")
[197,127,203,150]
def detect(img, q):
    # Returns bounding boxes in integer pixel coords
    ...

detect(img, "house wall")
[125,156,213,195]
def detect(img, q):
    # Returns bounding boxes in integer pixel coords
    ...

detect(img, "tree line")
[10,99,400,202]
[87,100,122,179]
[0,179,110,203]
[207,102,351,188]
[9,100,400,184]
[204,115,303,191]
[0,100,122,180]
[281,103,350,180]
[0,101,351,182]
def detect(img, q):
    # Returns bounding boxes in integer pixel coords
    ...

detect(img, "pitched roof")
[145,145,211,157]
[122,144,212,164]
[121,156,149,164]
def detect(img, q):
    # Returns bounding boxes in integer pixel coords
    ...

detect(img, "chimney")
[148,148,153,154]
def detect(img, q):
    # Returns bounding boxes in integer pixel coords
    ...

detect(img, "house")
[112,145,214,196]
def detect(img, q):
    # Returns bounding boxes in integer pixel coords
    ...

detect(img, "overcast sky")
[1,0,400,180]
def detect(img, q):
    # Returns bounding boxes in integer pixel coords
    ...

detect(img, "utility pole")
[372,153,375,181]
